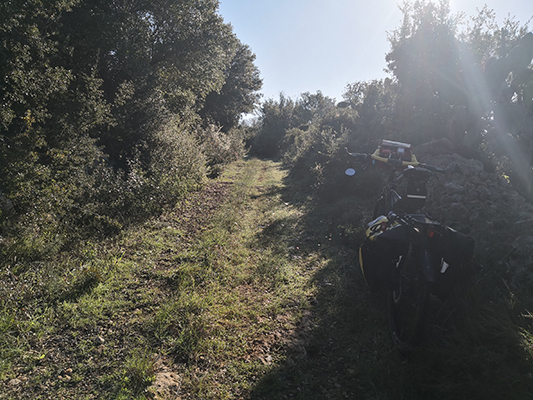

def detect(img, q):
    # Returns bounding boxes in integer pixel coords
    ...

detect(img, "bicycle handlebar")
[345,147,448,173]
[388,212,441,227]
[419,164,449,173]
[345,147,370,161]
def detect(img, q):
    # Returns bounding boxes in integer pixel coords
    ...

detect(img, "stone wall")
[417,151,533,270]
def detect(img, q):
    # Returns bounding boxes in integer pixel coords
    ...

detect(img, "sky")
[218,0,533,103]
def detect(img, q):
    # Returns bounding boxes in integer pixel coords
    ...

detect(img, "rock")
[443,181,465,193]
[448,202,467,220]
[148,359,182,400]
[414,138,455,156]
[515,218,533,226]
[469,212,480,222]
[465,190,479,202]
[511,236,533,257]
[476,186,491,199]
[448,193,464,203]
[417,152,533,261]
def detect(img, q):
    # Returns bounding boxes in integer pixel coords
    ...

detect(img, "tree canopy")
[0,0,262,247]
[252,0,533,199]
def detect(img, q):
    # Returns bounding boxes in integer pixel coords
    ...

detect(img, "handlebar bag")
[379,139,413,161]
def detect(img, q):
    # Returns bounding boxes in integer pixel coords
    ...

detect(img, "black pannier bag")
[359,218,474,293]
[359,224,410,292]
[427,225,474,266]
[430,226,475,298]
[443,227,474,264]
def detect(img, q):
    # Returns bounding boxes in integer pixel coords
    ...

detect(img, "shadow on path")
[247,167,533,400]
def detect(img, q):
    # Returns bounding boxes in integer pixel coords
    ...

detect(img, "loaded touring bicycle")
[346,140,475,349]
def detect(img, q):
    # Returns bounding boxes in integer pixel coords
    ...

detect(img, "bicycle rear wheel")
[387,254,429,349]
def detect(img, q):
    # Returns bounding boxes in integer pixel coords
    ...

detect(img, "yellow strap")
[370,149,419,167]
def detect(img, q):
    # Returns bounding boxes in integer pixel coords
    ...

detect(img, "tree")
[200,43,263,131]
[385,0,472,146]
[0,0,110,222]
[293,91,336,126]
[0,0,263,246]
[250,94,300,158]
[387,1,466,104]
[385,0,533,196]
[54,0,239,171]
[342,79,398,146]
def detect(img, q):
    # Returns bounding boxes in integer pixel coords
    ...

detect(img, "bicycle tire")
[387,252,429,349]
[373,197,386,219]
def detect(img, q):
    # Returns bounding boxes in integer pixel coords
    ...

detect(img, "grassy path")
[1,158,342,399]
[3,158,533,399]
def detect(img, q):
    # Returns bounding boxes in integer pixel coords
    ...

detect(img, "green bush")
[198,124,247,177]
[250,95,300,159]
[149,119,206,202]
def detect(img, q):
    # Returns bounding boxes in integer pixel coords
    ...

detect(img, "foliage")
[199,125,248,177]
[249,94,299,159]
[385,0,533,195]
[386,1,466,105]
[200,43,263,132]
[250,0,533,199]
[251,91,337,159]
[3,0,533,396]
[0,0,262,257]
[342,79,398,146]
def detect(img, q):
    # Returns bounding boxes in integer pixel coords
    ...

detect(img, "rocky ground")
[415,143,533,285]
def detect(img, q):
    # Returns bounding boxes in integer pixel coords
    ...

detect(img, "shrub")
[198,124,247,177]
[149,119,206,202]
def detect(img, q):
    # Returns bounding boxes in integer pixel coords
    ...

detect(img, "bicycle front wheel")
[387,254,429,349]
[373,197,386,219]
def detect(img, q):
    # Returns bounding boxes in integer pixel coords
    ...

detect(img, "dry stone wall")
[416,150,533,273]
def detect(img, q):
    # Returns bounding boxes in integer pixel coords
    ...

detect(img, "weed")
[117,349,155,398]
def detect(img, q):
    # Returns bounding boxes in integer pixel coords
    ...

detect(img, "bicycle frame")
[380,169,401,212]
[406,217,440,284]
[345,146,442,219]
[386,213,445,348]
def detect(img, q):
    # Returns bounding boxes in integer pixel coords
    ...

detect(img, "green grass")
[1,157,533,399]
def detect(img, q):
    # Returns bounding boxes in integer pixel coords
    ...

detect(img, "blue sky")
[218,0,533,102]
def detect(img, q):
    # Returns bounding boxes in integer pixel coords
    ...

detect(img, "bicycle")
[347,140,474,349]
[345,141,447,218]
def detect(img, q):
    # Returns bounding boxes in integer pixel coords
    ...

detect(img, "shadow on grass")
[248,169,533,400]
